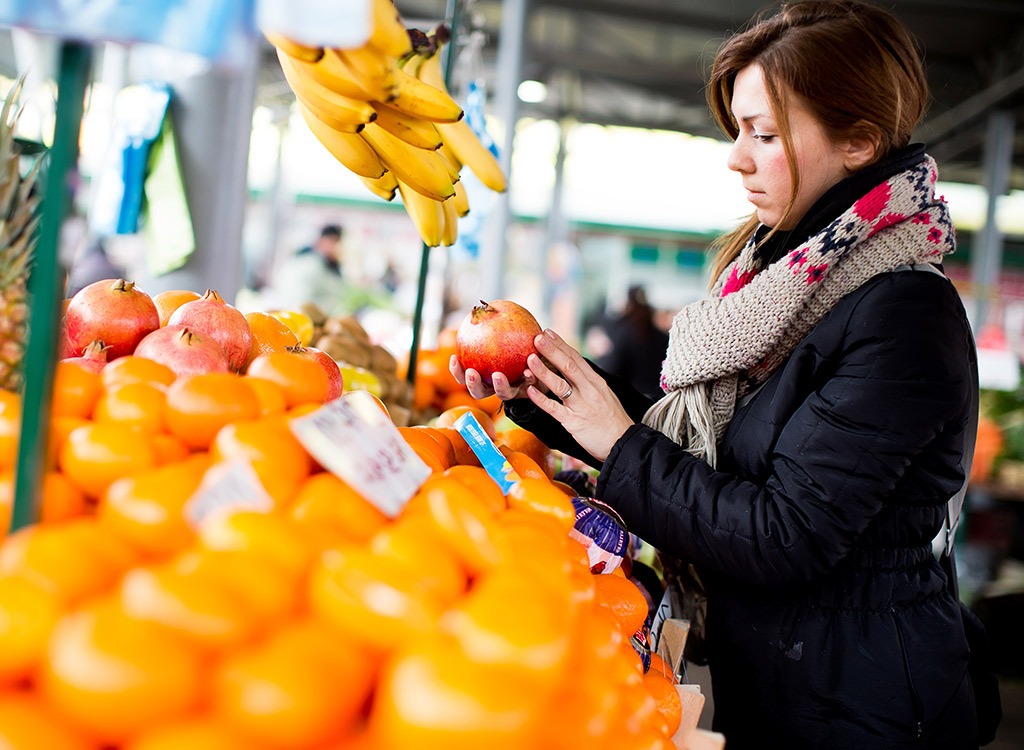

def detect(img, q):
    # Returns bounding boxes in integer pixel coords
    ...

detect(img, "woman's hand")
[449,354,538,401]
[525,329,635,462]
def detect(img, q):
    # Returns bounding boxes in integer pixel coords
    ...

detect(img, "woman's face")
[727,64,853,230]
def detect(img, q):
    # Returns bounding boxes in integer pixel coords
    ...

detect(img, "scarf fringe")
[643,385,718,467]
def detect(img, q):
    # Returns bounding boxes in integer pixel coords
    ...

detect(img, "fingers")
[449,354,466,385]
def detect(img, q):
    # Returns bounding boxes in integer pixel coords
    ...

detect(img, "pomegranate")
[133,325,230,377]
[167,289,253,372]
[64,279,160,359]
[455,299,542,385]
[303,346,344,401]
[61,340,110,373]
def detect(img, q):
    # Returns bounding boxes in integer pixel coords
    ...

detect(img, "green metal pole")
[11,42,92,532]
[406,0,460,390]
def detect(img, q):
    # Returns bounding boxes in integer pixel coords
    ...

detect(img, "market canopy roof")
[381,0,1024,190]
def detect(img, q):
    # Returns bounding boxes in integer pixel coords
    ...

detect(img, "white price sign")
[256,0,371,49]
[289,391,430,517]
[184,459,276,529]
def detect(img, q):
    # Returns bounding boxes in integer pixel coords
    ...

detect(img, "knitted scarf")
[643,156,956,467]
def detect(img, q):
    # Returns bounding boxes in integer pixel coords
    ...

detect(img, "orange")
[412,372,436,411]
[418,350,458,397]
[0,691,93,749]
[411,444,446,474]
[501,448,549,481]
[440,388,484,413]
[505,477,575,531]
[398,426,456,469]
[154,289,201,327]
[643,671,683,736]
[212,619,375,749]
[151,432,191,465]
[441,465,506,513]
[117,562,256,651]
[246,350,329,408]
[102,355,177,389]
[0,519,136,604]
[97,455,209,558]
[308,546,444,652]
[435,425,482,467]
[593,572,650,636]
[497,428,554,479]
[243,311,300,368]
[370,516,469,605]
[0,573,64,685]
[269,309,315,347]
[435,404,497,440]
[211,418,313,505]
[477,393,504,418]
[173,548,298,627]
[197,510,313,579]
[244,376,288,418]
[93,380,168,434]
[413,475,507,575]
[47,415,88,466]
[125,717,259,750]
[164,373,261,450]
[371,632,545,750]
[441,568,572,680]
[288,472,388,545]
[0,470,87,527]
[51,361,101,419]
[40,596,204,745]
[59,422,159,499]
[648,651,678,684]
[0,393,19,472]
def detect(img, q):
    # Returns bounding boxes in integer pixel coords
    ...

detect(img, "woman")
[452,1,980,747]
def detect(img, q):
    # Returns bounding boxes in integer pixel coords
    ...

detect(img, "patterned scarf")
[643,156,956,467]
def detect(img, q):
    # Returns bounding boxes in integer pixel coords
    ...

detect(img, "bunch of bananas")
[264,0,507,248]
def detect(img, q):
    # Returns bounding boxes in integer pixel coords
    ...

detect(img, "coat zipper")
[893,609,925,740]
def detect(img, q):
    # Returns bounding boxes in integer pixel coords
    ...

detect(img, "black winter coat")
[506,269,977,749]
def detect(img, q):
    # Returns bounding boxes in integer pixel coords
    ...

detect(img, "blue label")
[453,412,518,493]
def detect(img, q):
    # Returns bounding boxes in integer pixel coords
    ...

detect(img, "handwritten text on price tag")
[289,391,430,517]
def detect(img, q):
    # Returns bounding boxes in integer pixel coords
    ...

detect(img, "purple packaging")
[568,496,629,574]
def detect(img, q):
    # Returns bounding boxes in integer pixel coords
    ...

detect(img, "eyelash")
[752,133,776,143]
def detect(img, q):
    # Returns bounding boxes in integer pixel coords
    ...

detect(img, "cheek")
[764,150,793,196]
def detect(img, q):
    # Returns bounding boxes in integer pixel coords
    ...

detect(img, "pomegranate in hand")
[455,299,542,385]
[64,279,160,359]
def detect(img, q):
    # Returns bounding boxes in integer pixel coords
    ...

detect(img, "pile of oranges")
[0,348,681,748]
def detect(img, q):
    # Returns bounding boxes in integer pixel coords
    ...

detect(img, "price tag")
[454,411,520,493]
[256,0,371,49]
[289,391,430,517]
[183,459,275,529]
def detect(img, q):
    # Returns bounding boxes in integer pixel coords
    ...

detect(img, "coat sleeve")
[596,274,974,587]
[504,359,657,468]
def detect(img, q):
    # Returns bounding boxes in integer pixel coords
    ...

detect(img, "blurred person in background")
[259,223,353,315]
[596,285,670,400]
[452,1,988,747]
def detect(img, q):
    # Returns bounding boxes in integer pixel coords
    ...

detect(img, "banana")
[278,51,376,130]
[359,171,399,202]
[436,143,463,182]
[370,102,443,150]
[264,31,323,63]
[452,179,470,217]
[369,0,413,59]
[298,102,387,179]
[360,121,455,201]
[397,179,444,247]
[291,49,377,102]
[383,64,464,123]
[417,50,507,192]
[440,193,459,246]
[335,43,398,103]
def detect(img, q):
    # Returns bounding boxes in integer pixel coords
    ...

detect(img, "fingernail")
[544,329,557,339]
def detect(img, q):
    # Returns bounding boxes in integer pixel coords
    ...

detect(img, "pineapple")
[0,77,44,393]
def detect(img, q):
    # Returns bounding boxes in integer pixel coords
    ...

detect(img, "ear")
[842,123,881,171]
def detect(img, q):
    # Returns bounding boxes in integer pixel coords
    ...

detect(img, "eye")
[752,132,776,143]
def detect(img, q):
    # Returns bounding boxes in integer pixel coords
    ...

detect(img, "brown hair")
[705,0,929,284]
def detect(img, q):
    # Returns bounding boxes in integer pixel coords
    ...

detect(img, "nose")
[727,137,751,174]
